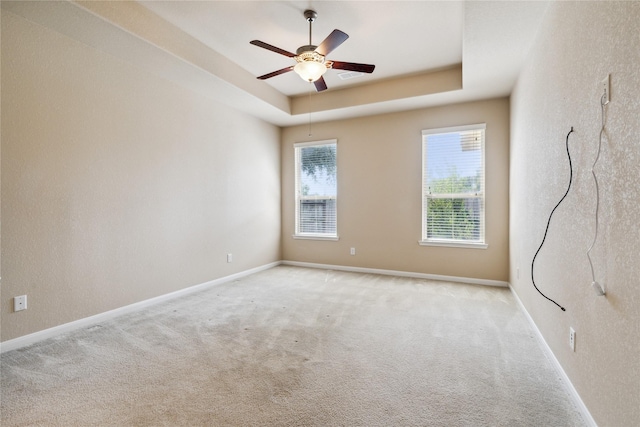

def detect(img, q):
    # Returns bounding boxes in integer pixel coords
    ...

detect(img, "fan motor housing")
[296,45,318,55]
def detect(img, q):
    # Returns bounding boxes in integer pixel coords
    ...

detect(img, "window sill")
[419,240,488,249]
[293,234,339,241]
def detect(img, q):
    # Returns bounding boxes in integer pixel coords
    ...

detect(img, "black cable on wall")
[530,127,574,312]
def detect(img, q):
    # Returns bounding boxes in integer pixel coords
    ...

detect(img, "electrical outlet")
[227,253,233,263]
[14,295,27,312]
[601,74,610,104]
[350,247,356,255]
[569,327,576,352]
[516,267,520,280]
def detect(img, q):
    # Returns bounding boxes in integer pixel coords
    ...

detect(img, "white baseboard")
[509,285,597,427]
[281,260,509,288]
[0,261,281,354]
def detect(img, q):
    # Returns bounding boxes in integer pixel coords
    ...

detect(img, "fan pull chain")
[308,86,313,137]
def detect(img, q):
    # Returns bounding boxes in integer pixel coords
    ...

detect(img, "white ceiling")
[3,1,550,127]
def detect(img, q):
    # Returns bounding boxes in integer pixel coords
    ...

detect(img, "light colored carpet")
[1,266,586,426]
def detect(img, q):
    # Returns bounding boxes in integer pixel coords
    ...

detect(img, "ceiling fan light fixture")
[294,50,327,82]
[294,60,327,82]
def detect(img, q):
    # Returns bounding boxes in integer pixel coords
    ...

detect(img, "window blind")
[422,125,485,244]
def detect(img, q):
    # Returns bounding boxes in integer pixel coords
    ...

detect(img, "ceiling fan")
[250,9,375,92]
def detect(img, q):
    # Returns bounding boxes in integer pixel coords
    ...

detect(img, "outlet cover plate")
[601,74,610,104]
[569,327,576,352]
[14,295,27,312]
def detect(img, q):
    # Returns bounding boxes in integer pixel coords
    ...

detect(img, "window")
[294,140,338,239]
[421,124,486,248]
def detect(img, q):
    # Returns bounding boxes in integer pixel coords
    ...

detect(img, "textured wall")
[510,2,640,425]
[282,98,510,282]
[1,11,281,342]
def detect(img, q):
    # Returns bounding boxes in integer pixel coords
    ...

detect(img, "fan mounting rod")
[304,10,317,46]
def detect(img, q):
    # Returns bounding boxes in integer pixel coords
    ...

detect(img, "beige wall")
[281,98,510,282]
[510,2,640,426]
[1,11,281,342]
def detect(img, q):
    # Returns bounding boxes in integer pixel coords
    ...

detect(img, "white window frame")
[294,139,338,241]
[420,124,487,249]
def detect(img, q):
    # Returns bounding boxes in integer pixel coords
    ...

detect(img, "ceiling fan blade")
[331,61,376,73]
[314,76,328,92]
[250,40,296,57]
[257,66,294,80]
[315,29,349,56]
